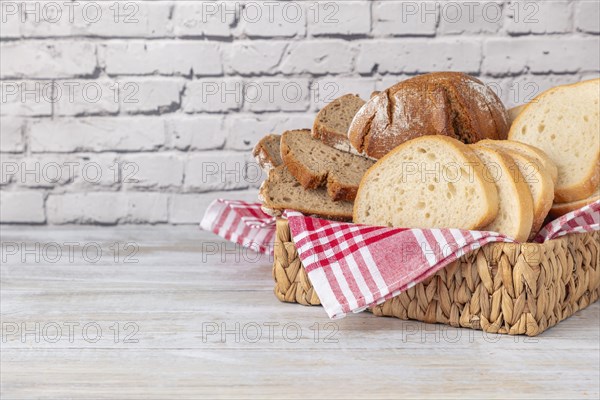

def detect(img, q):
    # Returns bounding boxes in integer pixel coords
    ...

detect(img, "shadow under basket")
[273,219,600,336]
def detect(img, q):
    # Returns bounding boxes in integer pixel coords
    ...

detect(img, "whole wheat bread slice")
[470,145,534,242]
[509,79,600,202]
[281,130,375,202]
[252,134,282,172]
[312,94,366,154]
[353,136,499,229]
[259,165,353,221]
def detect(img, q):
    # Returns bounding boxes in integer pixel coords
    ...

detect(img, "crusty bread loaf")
[281,130,375,202]
[470,146,533,242]
[477,139,558,184]
[489,148,554,240]
[252,134,282,171]
[509,79,600,203]
[353,136,499,230]
[348,72,509,159]
[259,165,353,221]
[549,188,600,219]
[312,94,366,154]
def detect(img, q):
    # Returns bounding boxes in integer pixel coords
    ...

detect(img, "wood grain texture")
[1,226,599,399]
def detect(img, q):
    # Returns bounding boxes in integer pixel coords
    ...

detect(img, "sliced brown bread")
[509,79,600,202]
[312,94,366,154]
[470,146,534,242]
[281,130,375,202]
[252,134,282,171]
[477,139,558,184]
[259,165,353,221]
[549,188,600,219]
[353,136,499,229]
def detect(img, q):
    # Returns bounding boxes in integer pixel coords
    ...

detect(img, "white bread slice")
[469,146,534,242]
[549,187,600,219]
[353,136,498,229]
[509,79,600,202]
[490,148,554,240]
[259,165,353,221]
[477,139,558,184]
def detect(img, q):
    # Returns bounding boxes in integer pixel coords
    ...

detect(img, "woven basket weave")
[273,219,600,336]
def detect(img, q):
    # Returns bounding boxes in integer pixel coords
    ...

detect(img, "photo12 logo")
[2,321,140,344]
[1,1,139,24]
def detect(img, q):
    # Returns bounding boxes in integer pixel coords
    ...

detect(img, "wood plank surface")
[1,226,599,399]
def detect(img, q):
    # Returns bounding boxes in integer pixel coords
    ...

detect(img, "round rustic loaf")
[348,72,509,159]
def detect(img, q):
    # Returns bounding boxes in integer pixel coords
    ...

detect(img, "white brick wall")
[1,0,598,225]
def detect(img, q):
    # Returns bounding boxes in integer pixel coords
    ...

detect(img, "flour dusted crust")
[252,134,282,172]
[348,72,509,159]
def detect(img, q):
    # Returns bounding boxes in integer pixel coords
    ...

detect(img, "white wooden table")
[2,226,599,399]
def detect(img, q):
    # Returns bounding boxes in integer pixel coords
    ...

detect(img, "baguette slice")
[470,146,534,242]
[354,136,498,229]
[312,94,366,154]
[252,134,282,172]
[549,188,600,219]
[509,79,600,202]
[259,165,353,221]
[477,139,558,184]
[492,148,554,240]
[281,129,375,202]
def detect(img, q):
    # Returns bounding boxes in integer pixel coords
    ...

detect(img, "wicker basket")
[273,219,600,336]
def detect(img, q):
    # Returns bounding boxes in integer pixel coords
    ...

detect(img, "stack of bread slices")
[253,73,599,242]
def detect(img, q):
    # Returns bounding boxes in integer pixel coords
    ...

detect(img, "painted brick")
[0,81,54,117]
[483,38,600,75]
[0,41,97,79]
[372,1,438,36]
[438,1,503,34]
[575,1,600,33]
[309,2,371,36]
[184,152,261,192]
[310,77,377,109]
[165,115,225,151]
[120,78,184,114]
[0,191,45,223]
[173,2,235,37]
[183,79,244,112]
[356,39,482,74]
[169,190,259,224]
[101,41,222,76]
[47,192,168,224]
[120,153,184,189]
[53,79,120,116]
[238,2,306,38]
[279,41,355,75]
[225,114,315,151]
[505,0,572,34]
[243,78,310,112]
[0,117,24,153]
[29,117,165,153]
[491,75,583,107]
[224,41,288,75]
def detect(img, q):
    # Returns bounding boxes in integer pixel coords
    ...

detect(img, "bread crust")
[508,79,600,203]
[348,72,510,159]
[470,145,534,242]
[252,134,282,172]
[549,192,600,219]
[281,130,374,202]
[312,94,365,154]
[259,166,353,221]
[353,135,499,230]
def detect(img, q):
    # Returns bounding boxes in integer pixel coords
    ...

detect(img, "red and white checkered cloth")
[201,199,600,319]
